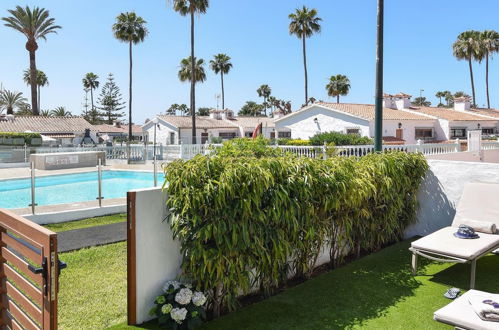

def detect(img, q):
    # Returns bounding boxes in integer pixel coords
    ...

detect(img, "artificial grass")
[58,242,127,329]
[110,240,499,330]
[44,213,126,232]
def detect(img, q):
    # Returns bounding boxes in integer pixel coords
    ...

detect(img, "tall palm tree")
[113,12,148,150]
[210,53,232,110]
[0,90,28,115]
[23,69,48,110]
[2,6,61,115]
[178,56,207,83]
[172,0,209,144]
[50,106,72,117]
[289,6,322,106]
[443,90,453,107]
[257,84,272,116]
[82,73,99,115]
[40,109,51,117]
[326,74,351,103]
[453,30,481,107]
[480,30,499,109]
[435,91,446,106]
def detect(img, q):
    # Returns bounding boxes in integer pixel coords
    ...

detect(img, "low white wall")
[23,204,126,224]
[404,160,499,238]
[132,187,182,324]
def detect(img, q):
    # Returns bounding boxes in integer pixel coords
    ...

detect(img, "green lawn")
[58,242,127,330]
[44,213,126,232]
[110,240,499,330]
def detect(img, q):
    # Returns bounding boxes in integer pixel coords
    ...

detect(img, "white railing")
[482,141,499,150]
[277,145,322,158]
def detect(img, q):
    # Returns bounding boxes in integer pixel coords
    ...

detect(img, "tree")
[411,97,431,107]
[453,30,481,107]
[50,106,72,117]
[197,107,210,116]
[172,0,209,144]
[210,54,232,110]
[2,6,61,115]
[179,103,189,115]
[98,73,125,124]
[289,6,322,106]
[40,109,51,116]
[82,88,90,116]
[435,91,446,107]
[239,101,263,116]
[83,108,101,125]
[113,11,148,152]
[178,56,207,83]
[15,103,33,115]
[82,73,99,115]
[23,69,48,110]
[479,30,499,108]
[0,90,28,115]
[256,84,271,116]
[166,103,180,115]
[326,74,351,103]
[443,90,453,107]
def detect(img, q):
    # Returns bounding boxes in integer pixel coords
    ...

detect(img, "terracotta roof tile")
[0,116,96,133]
[94,124,142,134]
[410,107,498,121]
[468,108,499,119]
[158,116,237,129]
[314,102,433,120]
[226,117,275,129]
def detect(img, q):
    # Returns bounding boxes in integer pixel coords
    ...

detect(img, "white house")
[142,109,290,144]
[274,94,499,144]
[94,121,145,143]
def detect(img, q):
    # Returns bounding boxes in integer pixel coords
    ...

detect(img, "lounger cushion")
[452,182,499,233]
[434,290,499,330]
[411,227,499,260]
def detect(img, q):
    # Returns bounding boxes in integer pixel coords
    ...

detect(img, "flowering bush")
[149,280,207,329]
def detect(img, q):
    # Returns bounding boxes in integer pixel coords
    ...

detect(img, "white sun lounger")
[434,290,499,330]
[410,182,499,289]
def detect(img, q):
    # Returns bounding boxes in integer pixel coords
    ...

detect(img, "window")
[415,128,433,139]
[482,128,495,135]
[278,131,291,138]
[219,132,237,140]
[346,128,360,135]
[450,128,466,139]
[170,132,175,144]
[245,132,253,138]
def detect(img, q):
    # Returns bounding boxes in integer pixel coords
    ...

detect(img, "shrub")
[163,151,428,316]
[0,132,42,146]
[309,131,373,146]
[277,138,311,146]
[212,137,286,158]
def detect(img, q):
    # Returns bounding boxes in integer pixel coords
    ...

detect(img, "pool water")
[0,170,158,209]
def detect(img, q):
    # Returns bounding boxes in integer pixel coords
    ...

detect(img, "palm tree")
[113,12,148,151]
[289,6,322,106]
[480,30,499,109]
[443,90,453,107]
[435,91,446,106]
[0,90,28,115]
[2,6,61,115]
[172,0,209,143]
[256,84,272,116]
[326,74,351,103]
[178,56,207,83]
[50,106,72,117]
[82,73,99,115]
[15,104,33,116]
[209,53,232,110]
[23,69,48,110]
[453,30,481,107]
[40,109,51,117]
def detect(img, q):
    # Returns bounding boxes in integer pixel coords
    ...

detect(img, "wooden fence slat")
[5,281,42,322]
[4,264,42,307]
[2,233,42,265]
[1,248,42,287]
[6,299,40,330]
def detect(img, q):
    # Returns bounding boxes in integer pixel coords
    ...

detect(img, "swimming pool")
[0,170,158,209]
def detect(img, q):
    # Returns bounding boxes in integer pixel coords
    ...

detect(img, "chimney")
[393,93,412,110]
[209,109,219,119]
[454,96,471,111]
[113,120,121,128]
[382,94,395,109]
[221,109,234,120]
[273,109,285,119]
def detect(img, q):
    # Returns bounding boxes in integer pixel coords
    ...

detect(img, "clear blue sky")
[1,0,498,124]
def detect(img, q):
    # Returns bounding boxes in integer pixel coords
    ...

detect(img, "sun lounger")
[410,182,499,289]
[434,290,499,330]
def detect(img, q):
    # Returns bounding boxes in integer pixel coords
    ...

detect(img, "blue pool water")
[0,170,157,209]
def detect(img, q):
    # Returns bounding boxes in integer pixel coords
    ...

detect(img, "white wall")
[275,105,370,140]
[383,120,437,144]
[132,187,182,324]
[404,160,499,238]
[448,120,499,139]
[144,123,178,145]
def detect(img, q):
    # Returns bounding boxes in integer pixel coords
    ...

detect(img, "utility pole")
[374,0,384,152]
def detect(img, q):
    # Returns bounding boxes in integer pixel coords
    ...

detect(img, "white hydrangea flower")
[161,303,173,315]
[170,307,188,324]
[175,288,193,305]
[163,280,181,292]
[184,283,193,289]
[192,291,207,307]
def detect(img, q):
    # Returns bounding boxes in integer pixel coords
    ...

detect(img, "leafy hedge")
[0,132,42,146]
[212,137,285,158]
[310,131,373,146]
[276,138,311,146]
[164,149,428,316]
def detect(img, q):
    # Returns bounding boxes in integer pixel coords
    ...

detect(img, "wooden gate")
[0,209,62,329]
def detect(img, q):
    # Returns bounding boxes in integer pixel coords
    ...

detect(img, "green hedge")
[310,131,373,146]
[0,132,42,146]
[164,150,428,315]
